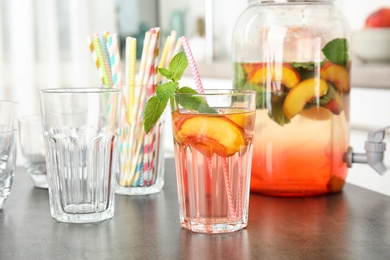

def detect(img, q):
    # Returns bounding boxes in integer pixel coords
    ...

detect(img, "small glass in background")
[0,100,18,210]
[18,115,47,189]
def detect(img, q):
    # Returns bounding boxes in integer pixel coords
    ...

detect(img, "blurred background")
[2,0,390,195]
[0,0,387,115]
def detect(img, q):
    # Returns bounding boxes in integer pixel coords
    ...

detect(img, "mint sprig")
[322,38,349,67]
[143,52,216,133]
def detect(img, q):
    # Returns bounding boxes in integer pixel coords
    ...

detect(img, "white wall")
[160,0,390,61]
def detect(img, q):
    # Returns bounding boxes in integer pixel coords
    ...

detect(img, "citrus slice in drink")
[176,115,245,157]
[225,110,255,131]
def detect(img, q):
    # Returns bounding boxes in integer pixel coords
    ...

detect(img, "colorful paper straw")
[180,36,204,93]
[126,37,137,123]
[93,36,110,85]
[107,33,122,87]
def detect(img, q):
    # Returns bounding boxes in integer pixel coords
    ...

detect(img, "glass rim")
[0,100,18,105]
[18,114,42,123]
[40,87,121,94]
[173,89,256,96]
[0,127,17,134]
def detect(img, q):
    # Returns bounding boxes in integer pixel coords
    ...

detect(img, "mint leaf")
[176,87,217,113]
[322,38,349,66]
[177,95,217,114]
[292,61,317,81]
[168,52,188,81]
[158,68,173,79]
[144,51,213,133]
[292,62,315,71]
[156,82,178,101]
[233,62,247,88]
[268,96,290,126]
[320,82,337,106]
[197,103,218,114]
[177,86,198,94]
[144,96,168,133]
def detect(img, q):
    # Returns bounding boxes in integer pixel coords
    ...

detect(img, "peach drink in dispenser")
[232,0,351,196]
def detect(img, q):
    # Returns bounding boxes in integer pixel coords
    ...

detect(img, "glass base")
[29,173,48,189]
[50,207,114,223]
[115,179,164,195]
[0,197,7,210]
[180,219,248,234]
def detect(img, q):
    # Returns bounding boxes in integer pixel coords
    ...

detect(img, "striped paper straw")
[180,36,204,93]
[93,36,110,85]
[141,29,160,184]
[107,33,122,87]
[124,30,153,186]
[117,37,137,185]
[179,36,236,218]
[119,124,130,186]
[151,122,163,185]
[173,38,182,57]
[147,28,162,184]
[223,158,237,218]
[134,146,144,186]
[152,27,161,88]
[87,35,100,71]
[126,37,137,123]
[142,32,157,86]
[128,128,145,185]
[165,30,177,68]
[157,35,171,84]
[137,31,151,85]
[99,35,113,86]
[104,31,110,41]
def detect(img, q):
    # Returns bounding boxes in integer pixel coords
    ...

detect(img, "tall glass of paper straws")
[88,29,181,195]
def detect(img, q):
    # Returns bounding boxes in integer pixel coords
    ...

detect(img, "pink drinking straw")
[180,36,204,93]
[180,36,236,219]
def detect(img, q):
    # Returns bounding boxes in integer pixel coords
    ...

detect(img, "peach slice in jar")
[176,115,245,157]
[320,62,350,93]
[283,78,329,120]
[300,106,333,121]
[242,63,262,75]
[248,63,301,89]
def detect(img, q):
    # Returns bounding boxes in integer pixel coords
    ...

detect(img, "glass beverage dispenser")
[232,0,352,196]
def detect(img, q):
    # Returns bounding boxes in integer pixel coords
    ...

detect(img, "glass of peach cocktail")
[234,40,351,197]
[170,90,256,233]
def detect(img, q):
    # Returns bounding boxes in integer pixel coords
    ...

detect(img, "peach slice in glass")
[176,116,245,157]
[225,109,255,131]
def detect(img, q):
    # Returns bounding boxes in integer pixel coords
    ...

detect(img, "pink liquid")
[172,109,255,233]
[174,143,253,233]
[251,109,349,196]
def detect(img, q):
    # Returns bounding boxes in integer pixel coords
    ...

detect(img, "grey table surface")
[1,158,390,260]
